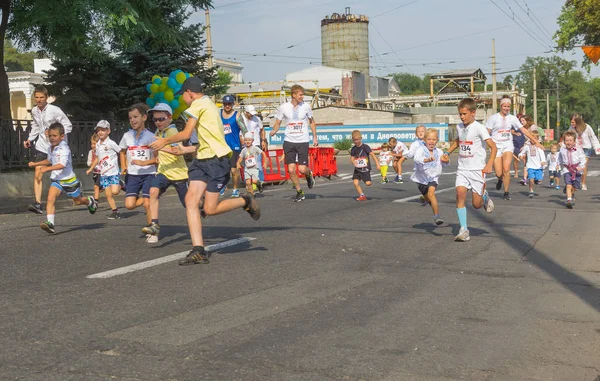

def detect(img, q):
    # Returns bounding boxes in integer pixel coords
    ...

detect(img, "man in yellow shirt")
[150,77,260,265]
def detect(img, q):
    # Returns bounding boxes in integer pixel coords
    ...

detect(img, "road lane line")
[393,176,497,203]
[86,237,256,279]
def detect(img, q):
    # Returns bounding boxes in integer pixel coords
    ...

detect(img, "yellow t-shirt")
[156,125,188,180]
[184,96,231,160]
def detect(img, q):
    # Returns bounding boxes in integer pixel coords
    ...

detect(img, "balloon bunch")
[145,70,191,119]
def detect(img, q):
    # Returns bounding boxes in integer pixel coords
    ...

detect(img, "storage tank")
[321,7,370,97]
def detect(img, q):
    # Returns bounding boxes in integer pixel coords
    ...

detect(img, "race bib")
[355,157,368,168]
[128,145,151,162]
[245,155,257,168]
[497,129,511,141]
[98,156,116,175]
[223,124,232,135]
[287,122,304,134]
[459,141,474,158]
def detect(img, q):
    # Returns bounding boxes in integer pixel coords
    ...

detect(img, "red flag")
[582,46,600,64]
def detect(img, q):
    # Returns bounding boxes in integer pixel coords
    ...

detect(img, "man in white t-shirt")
[243,105,265,150]
[445,98,497,242]
[485,96,540,200]
[270,85,318,202]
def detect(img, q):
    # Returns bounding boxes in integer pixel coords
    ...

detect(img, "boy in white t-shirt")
[518,130,546,198]
[87,120,123,219]
[237,132,267,197]
[378,143,392,184]
[546,143,561,190]
[87,134,102,201]
[444,98,497,242]
[558,131,588,209]
[388,137,408,183]
[28,123,98,234]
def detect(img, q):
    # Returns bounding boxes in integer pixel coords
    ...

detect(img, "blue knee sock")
[456,207,467,229]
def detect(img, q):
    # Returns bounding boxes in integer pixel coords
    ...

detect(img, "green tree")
[502,75,514,90]
[555,0,600,66]
[392,73,424,95]
[214,69,232,96]
[3,40,39,72]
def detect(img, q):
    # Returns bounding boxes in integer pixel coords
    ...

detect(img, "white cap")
[244,132,254,140]
[149,103,173,115]
[95,120,110,129]
[245,105,257,116]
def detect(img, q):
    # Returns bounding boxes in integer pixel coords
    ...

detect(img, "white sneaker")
[146,234,158,243]
[582,184,588,191]
[483,191,494,213]
[454,227,470,242]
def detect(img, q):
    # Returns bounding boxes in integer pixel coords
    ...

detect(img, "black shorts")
[417,181,438,196]
[283,141,309,165]
[125,174,153,198]
[352,170,371,183]
[188,156,231,193]
[513,144,524,156]
[92,173,101,187]
[229,150,240,169]
[35,150,48,161]
[150,173,188,207]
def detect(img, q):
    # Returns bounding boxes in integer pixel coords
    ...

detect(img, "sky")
[191,0,600,83]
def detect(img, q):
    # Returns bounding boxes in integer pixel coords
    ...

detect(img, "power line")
[489,0,551,49]
[518,0,554,38]
[370,0,420,18]
[214,0,253,9]
[510,0,554,42]
[370,22,413,74]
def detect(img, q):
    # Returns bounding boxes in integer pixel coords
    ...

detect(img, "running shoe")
[219,187,226,197]
[107,210,121,220]
[528,191,534,198]
[355,194,367,201]
[306,170,315,189]
[495,178,503,191]
[231,188,240,198]
[87,197,98,214]
[566,199,573,209]
[503,192,511,200]
[534,180,541,185]
[454,227,470,242]
[549,179,555,186]
[384,178,389,183]
[555,185,560,190]
[582,184,588,191]
[519,179,526,186]
[179,248,210,265]
[379,179,387,184]
[393,175,402,184]
[434,215,444,226]
[145,234,158,243]
[40,221,55,234]
[256,181,264,194]
[293,190,305,202]
[397,176,403,184]
[242,193,261,220]
[483,191,494,213]
[28,202,43,215]
[142,222,160,236]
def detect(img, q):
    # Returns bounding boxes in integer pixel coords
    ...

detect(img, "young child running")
[411,129,450,225]
[547,143,561,190]
[558,131,587,209]
[87,120,123,219]
[142,103,190,243]
[388,137,408,183]
[149,77,260,265]
[445,98,496,242]
[28,123,98,233]
[350,130,380,201]
[378,143,392,184]
[86,133,102,201]
[120,104,157,228]
[237,132,266,196]
[518,130,546,198]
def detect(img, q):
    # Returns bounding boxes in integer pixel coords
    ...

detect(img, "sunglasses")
[153,117,168,122]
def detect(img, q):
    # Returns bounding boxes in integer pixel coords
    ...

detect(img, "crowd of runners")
[23,82,599,259]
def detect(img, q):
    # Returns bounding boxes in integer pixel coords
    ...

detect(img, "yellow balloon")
[150,84,159,93]
[176,72,186,84]
[164,91,174,102]
[152,75,161,83]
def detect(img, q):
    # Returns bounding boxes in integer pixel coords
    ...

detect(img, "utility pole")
[533,66,537,125]
[492,39,497,112]
[205,8,214,69]
[546,92,550,137]
[556,74,560,140]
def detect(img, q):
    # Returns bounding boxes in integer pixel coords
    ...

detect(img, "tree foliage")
[555,0,600,66]
[3,40,40,72]
[214,69,233,96]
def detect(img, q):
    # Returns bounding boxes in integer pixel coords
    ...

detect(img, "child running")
[547,143,561,190]
[558,131,587,209]
[445,98,496,242]
[411,128,450,225]
[518,130,546,198]
[378,143,392,184]
[28,123,98,233]
[86,133,102,201]
[350,130,380,201]
[142,103,190,243]
[237,132,266,197]
[388,137,408,183]
[87,120,123,219]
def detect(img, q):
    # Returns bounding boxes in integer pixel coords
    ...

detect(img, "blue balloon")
[170,99,180,110]
[153,77,162,85]
[185,72,190,78]
[167,78,177,90]
[146,97,156,107]
[172,83,182,93]
[146,83,152,93]
[169,70,178,78]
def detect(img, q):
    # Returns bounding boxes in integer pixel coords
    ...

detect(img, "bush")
[333,138,353,151]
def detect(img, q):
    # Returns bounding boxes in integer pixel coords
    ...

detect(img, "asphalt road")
[0,154,599,381]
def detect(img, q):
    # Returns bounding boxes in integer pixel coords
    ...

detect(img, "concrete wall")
[0,167,94,198]
[312,107,412,126]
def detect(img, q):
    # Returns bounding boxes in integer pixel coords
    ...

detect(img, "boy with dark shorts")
[350,130,379,201]
[558,131,587,209]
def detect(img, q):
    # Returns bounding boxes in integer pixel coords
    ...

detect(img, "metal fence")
[0,119,146,170]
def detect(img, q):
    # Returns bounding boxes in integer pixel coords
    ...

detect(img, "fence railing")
[0,119,147,170]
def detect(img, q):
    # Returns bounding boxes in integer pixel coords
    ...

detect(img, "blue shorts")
[50,178,82,198]
[564,172,582,189]
[527,168,544,181]
[100,174,121,188]
[188,156,231,193]
[548,170,559,178]
[150,173,188,207]
[125,174,152,198]
[583,148,593,157]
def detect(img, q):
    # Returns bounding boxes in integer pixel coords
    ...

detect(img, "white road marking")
[86,237,256,279]
[393,176,497,203]
[586,170,600,177]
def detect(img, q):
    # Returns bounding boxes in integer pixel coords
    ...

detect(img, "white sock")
[47,214,55,224]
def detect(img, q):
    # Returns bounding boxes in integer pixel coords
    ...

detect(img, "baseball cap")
[149,103,173,115]
[244,132,254,140]
[222,94,235,104]
[245,105,258,116]
[95,120,110,129]
[175,76,205,96]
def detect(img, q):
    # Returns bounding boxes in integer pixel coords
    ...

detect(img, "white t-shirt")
[47,140,75,181]
[404,139,424,159]
[379,150,392,166]
[568,124,595,149]
[393,141,408,155]
[558,147,588,175]
[240,146,263,168]
[96,137,121,177]
[27,104,73,153]
[486,113,522,145]
[519,145,546,170]
[411,146,447,184]
[119,129,156,176]
[456,121,492,171]
[275,101,313,143]
[546,152,560,171]
[243,115,263,146]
